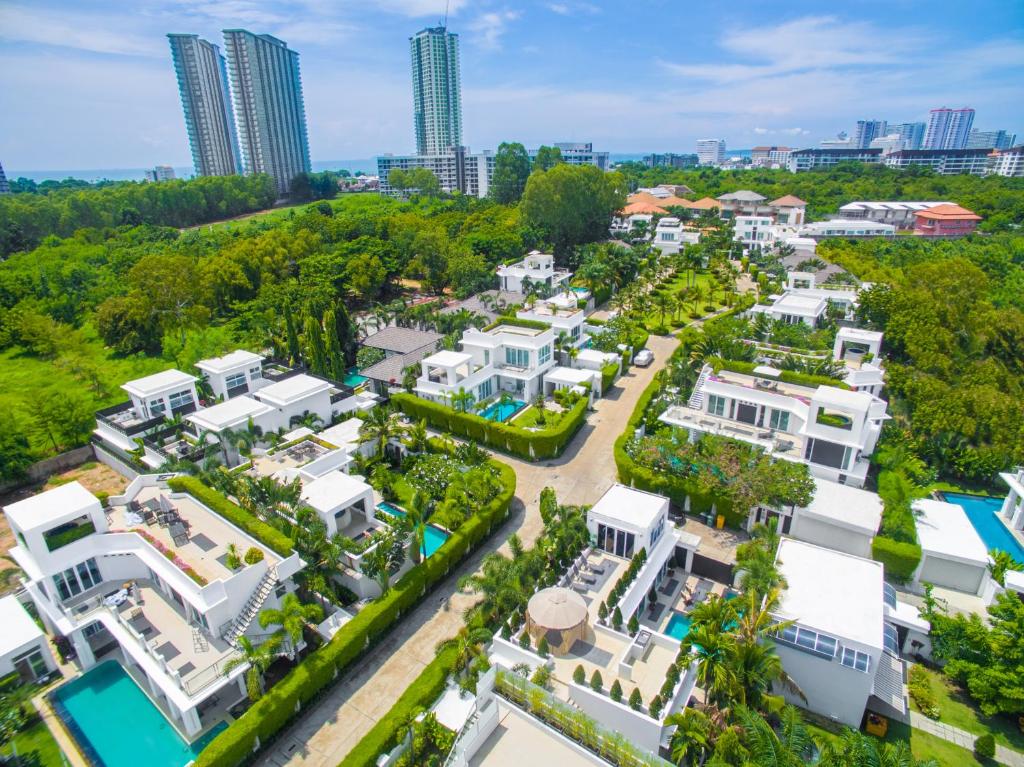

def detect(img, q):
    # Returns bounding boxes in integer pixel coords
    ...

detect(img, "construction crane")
[439,0,449,29]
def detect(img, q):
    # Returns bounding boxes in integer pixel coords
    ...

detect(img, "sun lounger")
[577,575,596,586]
[587,562,606,575]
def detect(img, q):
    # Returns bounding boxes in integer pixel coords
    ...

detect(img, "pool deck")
[940,492,1024,557]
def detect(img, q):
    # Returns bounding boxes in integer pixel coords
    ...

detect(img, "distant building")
[884,148,991,176]
[924,107,974,150]
[532,142,609,171]
[891,122,925,150]
[838,201,953,229]
[643,152,698,169]
[410,27,462,156]
[797,220,897,238]
[167,34,242,177]
[912,203,981,237]
[988,146,1024,177]
[868,134,905,155]
[0,161,9,194]
[788,148,883,172]
[144,165,176,182]
[376,147,494,197]
[223,30,310,195]
[696,138,726,166]
[750,146,792,167]
[966,129,1016,150]
[819,131,853,149]
[853,120,887,149]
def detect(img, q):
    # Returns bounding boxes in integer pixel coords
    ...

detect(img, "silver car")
[634,349,654,367]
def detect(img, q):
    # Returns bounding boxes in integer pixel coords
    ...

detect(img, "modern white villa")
[661,364,888,487]
[653,217,700,254]
[748,273,860,327]
[998,467,1024,533]
[834,327,886,395]
[4,480,305,739]
[516,293,589,351]
[912,499,991,596]
[0,594,58,684]
[496,251,571,294]
[771,538,917,727]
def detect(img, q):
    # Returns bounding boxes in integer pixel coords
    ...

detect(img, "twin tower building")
[169,26,462,196]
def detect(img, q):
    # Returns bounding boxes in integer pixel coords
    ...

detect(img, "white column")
[71,631,96,669]
[685,548,694,572]
[182,706,202,737]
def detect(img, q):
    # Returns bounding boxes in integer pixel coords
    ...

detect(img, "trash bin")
[716,514,725,529]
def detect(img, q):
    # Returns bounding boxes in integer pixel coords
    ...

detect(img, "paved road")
[258,334,680,767]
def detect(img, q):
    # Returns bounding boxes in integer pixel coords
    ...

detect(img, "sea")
[9,151,753,184]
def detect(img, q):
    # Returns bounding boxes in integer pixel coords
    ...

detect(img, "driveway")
[257,334,680,767]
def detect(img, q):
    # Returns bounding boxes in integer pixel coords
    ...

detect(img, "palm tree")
[359,405,402,458]
[665,708,712,766]
[450,387,476,414]
[360,529,405,597]
[816,728,938,767]
[733,705,808,766]
[258,593,323,652]
[290,410,324,430]
[292,509,345,609]
[223,634,282,702]
[458,552,525,625]
[989,549,1022,586]
[435,627,492,672]
[403,418,429,453]
[684,623,738,709]
[405,491,430,564]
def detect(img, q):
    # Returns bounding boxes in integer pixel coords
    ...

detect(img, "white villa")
[194,350,265,400]
[797,220,896,239]
[661,364,888,487]
[0,594,57,685]
[912,499,991,597]
[771,538,917,727]
[496,251,571,294]
[748,273,860,327]
[4,480,305,739]
[653,217,700,255]
[516,293,589,351]
[834,327,886,395]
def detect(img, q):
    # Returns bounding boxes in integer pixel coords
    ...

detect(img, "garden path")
[909,712,1024,767]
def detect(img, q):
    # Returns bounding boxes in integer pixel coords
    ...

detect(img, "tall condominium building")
[144,165,177,182]
[223,30,311,195]
[0,161,9,194]
[167,34,242,178]
[892,122,926,151]
[410,27,462,156]
[853,120,887,149]
[966,129,1016,150]
[924,107,974,150]
[696,139,726,166]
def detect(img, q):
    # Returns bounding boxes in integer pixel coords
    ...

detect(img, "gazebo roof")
[527,587,588,631]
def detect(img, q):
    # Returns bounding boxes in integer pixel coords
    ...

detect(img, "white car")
[634,349,654,367]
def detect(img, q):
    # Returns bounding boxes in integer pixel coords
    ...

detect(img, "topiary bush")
[649,694,664,719]
[975,734,995,759]
[537,636,549,658]
[610,679,623,702]
[628,687,643,711]
[590,670,603,692]
[627,614,640,635]
[612,607,623,631]
[519,632,531,650]
[573,664,586,685]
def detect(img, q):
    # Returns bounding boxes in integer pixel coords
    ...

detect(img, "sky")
[1,0,1023,171]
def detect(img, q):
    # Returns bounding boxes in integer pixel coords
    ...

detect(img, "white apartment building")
[788,148,883,172]
[837,201,952,230]
[883,148,992,176]
[771,539,912,727]
[988,146,1024,177]
[653,217,700,254]
[797,220,896,238]
[660,365,888,487]
[531,142,610,171]
[696,139,725,166]
[144,165,177,182]
[868,134,905,155]
[733,215,778,251]
[5,480,304,738]
[496,251,571,294]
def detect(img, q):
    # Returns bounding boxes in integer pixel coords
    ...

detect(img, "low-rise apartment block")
[912,203,981,237]
[837,201,953,230]
[797,219,896,238]
[788,148,883,172]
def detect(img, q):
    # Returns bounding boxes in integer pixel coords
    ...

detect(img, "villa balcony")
[96,401,167,438]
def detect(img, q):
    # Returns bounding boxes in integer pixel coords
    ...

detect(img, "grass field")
[805,718,979,766]
[640,271,727,331]
[10,717,66,766]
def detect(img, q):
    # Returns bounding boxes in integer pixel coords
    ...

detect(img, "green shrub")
[627,614,639,635]
[573,665,586,685]
[167,476,293,556]
[975,734,995,759]
[628,687,643,711]
[590,670,603,692]
[706,356,849,388]
[537,636,549,658]
[610,679,623,702]
[649,694,664,719]
[908,665,940,719]
[612,607,623,631]
[601,361,620,393]
[871,536,922,581]
[519,632,531,650]
[243,547,265,565]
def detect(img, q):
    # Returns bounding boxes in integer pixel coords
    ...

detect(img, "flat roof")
[544,366,597,386]
[122,369,196,397]
[318,418,364,451]
[5,481,99,532]
[589,483,667,532]
[913,499,989,566]
[361,326,442,354]
[775,538,883,648]
[301,471,373,514]
[255,374,331,406]
[836,327,883,342]
[772,293,826,316]
[813,386,874,410]
[575,349,618,364]
[802,480,882,534]
[194,350,263,374]
[186,396,273,432]
[0,595,44,655]
[422,350,473,367]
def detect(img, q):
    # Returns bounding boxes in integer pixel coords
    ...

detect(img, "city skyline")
[0,1,1021,170]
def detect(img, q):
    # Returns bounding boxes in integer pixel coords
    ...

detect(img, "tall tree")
[303,314,328,375]
[532,145,564,172]
[490,142,531,203]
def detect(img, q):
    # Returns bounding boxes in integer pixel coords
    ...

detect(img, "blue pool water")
[375,503,451,557]
[941,492,1024,565]
[478,399,525,423]
[571,287,590,295]
[52,661,226,767]
[343,367,368,387]
[665,613,692,641]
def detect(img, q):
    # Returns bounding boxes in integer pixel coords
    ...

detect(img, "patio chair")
[143,509,157,526]
[129,500,142,512]
[587,562,606,575]
[577,574,597,586]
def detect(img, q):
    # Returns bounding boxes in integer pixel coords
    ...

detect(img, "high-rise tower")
[223,30,311,195]
[168,34,242,177]
[924,107,975,150]
[853,120,888,149]
[410,27,462,155]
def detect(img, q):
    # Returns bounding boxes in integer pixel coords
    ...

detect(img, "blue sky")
[1,0,1022,170]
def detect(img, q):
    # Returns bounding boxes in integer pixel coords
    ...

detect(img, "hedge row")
[871,536,922,581]
[601,362,620,394]
[390,392,587,461]
[706,357,851,390]
[167,476,294,557]
[340,646,460,767]
[193,458,516,767]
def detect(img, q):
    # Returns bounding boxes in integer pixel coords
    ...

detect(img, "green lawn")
[509,405,564,430]
[9,717,66,766]
[640,271,727,331]
[910,665,1024,753]
[805,719,979,766]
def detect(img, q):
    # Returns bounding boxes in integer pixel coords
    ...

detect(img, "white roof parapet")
[421,350,473,367]
[186,395,273,433]
[913,499,989,567]
[194,350,263,374]
[254,373,331,406]
[589,483,668,533]
[300,471,373,515]
[800,480,882,535]
[0,595,46,656]
[122,369,196,398]
[5,481,100,532]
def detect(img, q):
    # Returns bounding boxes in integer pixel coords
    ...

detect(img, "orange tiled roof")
[914,203,981,221]
[688,197,721,210]
[620,200,669,216]
[627,191,693,207]
[770,195,807,207]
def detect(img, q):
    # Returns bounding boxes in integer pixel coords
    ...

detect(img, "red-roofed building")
[912,203,982,237]
[769,195,808,226]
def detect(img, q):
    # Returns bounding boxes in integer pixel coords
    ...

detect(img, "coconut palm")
[816,728,937,767]
[684,624,738,709]
[450,387,476,414]
[403,418,429,453]
[360,528,405,597]
[665,707,712,766]
[435,627,492,672]
[290,410,324,430]
[458,552,526,625]
[359,405,402,458]
[223,634,282,702]
[258,593,323,650]
[404,491,430,564]
[733,704,809,766]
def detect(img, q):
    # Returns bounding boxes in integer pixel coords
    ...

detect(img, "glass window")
[168,390,194,410]
[770,409,790,431]
[840,647,871,672]
[505,347,529,367]
[76,561,97,590]
[249,366,262,378]
[149,399,166,416]
[538,345,551,365]
[225,372,246,390]
[708,394,726,416]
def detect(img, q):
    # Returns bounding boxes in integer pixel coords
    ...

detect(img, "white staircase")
[223,567,278,648]
[687,364,712,410]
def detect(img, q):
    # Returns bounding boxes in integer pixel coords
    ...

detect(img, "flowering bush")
[123,528,209,586]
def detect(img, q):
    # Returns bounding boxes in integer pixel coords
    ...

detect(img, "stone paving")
[909,712,1024,767]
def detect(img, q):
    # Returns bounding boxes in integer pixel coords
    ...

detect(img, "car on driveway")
[634,349,654,367]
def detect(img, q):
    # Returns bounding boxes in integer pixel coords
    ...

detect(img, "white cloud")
[0,4,161,56]
[467,10,520,50]
[547,3,569,14]
[753,127,769,135]
[362,0,469,18]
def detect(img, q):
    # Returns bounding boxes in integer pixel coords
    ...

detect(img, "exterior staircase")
[687,364,712,410]
[223,567,278,648]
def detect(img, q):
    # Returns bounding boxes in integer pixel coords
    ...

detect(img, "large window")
[168,389,194,411]
[52,557,102,601]
[708,394,726,416]
[148,398,166,416]
[596,523,636,559]
[806,439,851,470]
[538,345,551,365]
[840,647,871,673]
[770,409,790,431]
[225,372,247,390]
[777,624,838,659]
[505,347,529,368]
[478,379,493,400]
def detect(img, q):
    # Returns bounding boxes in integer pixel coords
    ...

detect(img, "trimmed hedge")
[390,392,587,461]
[601,361,620,393]
[871,536,922,581]
[482,316,550,332]
[167,476,294,557]
[193,455,516,767]
[340,646,460,767]
[706,357,851,390]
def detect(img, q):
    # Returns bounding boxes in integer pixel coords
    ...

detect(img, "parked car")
[634,349,654,367]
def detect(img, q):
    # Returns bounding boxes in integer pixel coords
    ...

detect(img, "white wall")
[789,516,872,559]
[0,636,56,679]
[568,681,664,752]
[918,555,986,595]
[774,643,874,727]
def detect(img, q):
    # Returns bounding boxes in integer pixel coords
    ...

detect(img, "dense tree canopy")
[489,142,531,204]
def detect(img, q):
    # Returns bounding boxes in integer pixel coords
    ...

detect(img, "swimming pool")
[478,399,525,423]
[375,502,451,557]
[664,613,692,641]
[52,661,226,767]
[343,367,368,388]
[571,287,591,296]
[941,492,1024,565]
